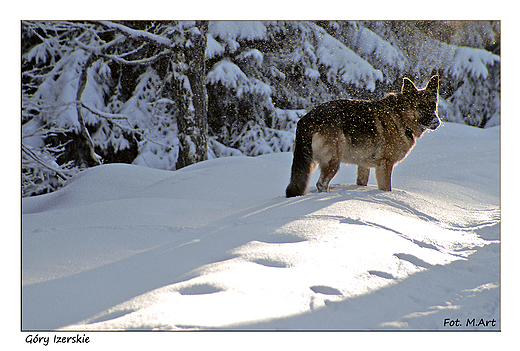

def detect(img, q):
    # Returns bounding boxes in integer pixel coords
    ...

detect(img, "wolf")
[285,75,440,197]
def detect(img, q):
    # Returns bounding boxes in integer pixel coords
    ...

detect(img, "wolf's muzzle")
[422,115,441,130]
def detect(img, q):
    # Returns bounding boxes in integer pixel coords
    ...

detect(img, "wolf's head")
[402,75,441,131]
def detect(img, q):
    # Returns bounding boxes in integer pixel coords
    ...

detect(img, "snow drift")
[21,122,500,330]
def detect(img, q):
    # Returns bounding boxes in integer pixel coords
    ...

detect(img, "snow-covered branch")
[96,21,173,47]
[22,123,73,140]
[80,103,130,120]
[72,35,126,54]
[22,144,70,181]
[73,37,173,66]
[104,50,173,66]
[80,102,174,151]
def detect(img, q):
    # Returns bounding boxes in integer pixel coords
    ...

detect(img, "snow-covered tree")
[22,20,210,195]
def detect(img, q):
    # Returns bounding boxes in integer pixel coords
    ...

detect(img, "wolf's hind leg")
[316,161,340,192]
[312,129,345,193]
[356,166,370,186]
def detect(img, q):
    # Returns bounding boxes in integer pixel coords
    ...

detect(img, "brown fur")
[286,75,440,197]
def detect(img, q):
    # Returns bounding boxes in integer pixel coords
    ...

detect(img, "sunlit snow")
[21,122,500,331]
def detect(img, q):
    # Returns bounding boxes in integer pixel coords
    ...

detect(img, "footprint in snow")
[177,283,225,295]
[252,257,291,268]
[310,285,343,295]
[368,270,396,279]
[87,308,136,324]
[394,253,433,269]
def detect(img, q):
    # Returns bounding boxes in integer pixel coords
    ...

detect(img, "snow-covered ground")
[21,122,500,331]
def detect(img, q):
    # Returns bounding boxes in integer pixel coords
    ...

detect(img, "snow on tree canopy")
[314,25,383,91]
[120,67,162,129]
[236,49,264,67]
[205,34,225,59]
[206,59,249,90]
[305,67,321,80]
[206,59,272,99]
[23,36,61,65]
[447,46,500,79]
[349,25,407,72]
[208,21,267,53]
[415,38,500,81]
[209,21,267,41]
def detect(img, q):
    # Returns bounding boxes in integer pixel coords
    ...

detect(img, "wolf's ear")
[402,78,417,95]
[426,75,439,92]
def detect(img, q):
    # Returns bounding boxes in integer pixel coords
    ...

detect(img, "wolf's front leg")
[356,166,370,186]
[375,160,394,191]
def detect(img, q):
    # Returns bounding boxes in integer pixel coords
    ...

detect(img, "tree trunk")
[175,21,209,170]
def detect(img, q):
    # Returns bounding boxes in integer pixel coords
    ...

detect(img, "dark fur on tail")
[286,118,316,197]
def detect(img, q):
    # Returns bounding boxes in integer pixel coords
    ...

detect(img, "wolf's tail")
[286,118,315,197]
